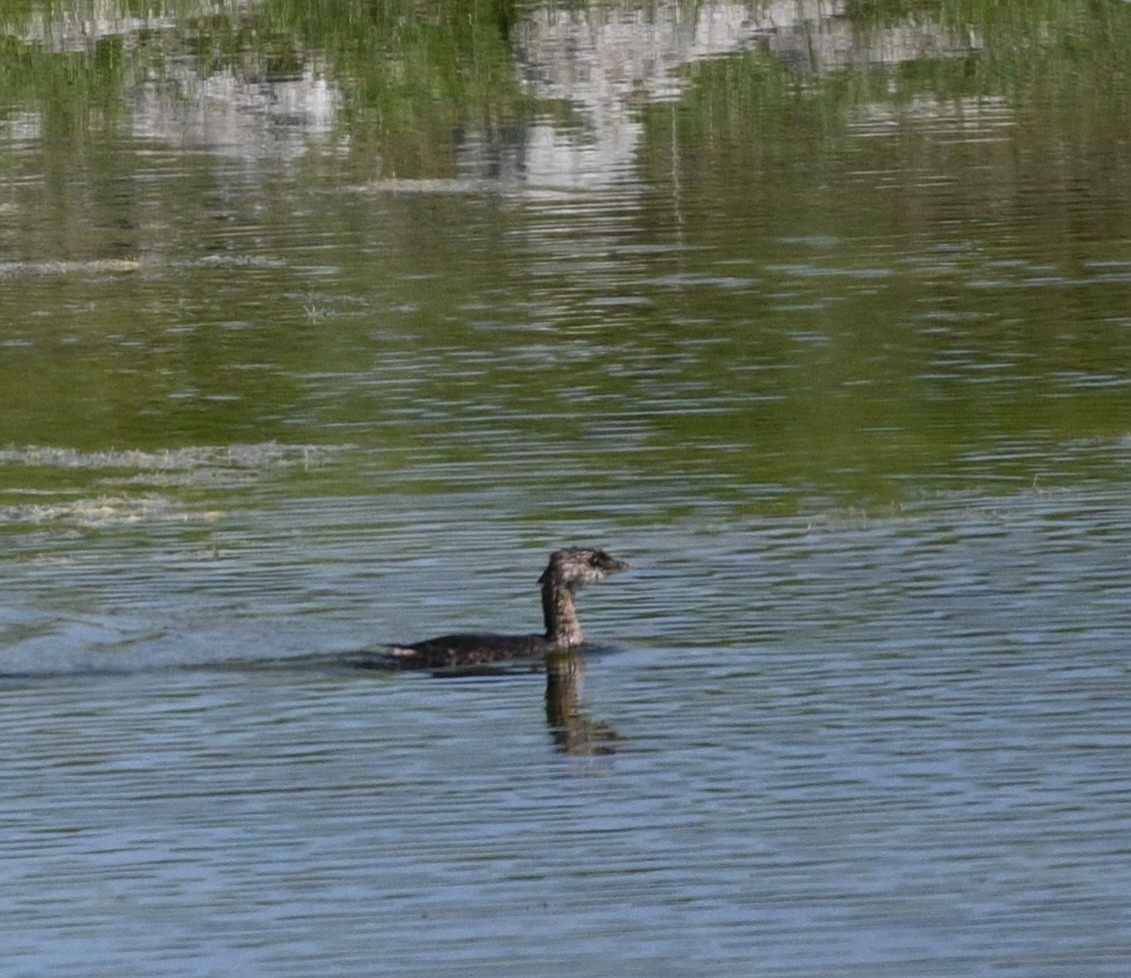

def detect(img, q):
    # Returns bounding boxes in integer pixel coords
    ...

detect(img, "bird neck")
[542,580,584,648]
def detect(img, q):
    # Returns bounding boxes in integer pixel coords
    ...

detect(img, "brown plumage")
[388,547,629,670]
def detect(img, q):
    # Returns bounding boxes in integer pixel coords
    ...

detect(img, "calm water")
[3,1,1131,974]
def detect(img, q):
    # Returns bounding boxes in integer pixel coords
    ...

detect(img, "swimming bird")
[388,547,629,670]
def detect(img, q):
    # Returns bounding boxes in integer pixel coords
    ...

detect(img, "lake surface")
[2,1,1131,974]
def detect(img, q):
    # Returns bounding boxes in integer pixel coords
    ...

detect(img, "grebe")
[388,547,629,670]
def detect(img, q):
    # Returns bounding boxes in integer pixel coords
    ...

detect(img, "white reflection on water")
[2,482,1130,976]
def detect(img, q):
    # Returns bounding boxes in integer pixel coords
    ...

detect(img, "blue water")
[3,486,1130,977]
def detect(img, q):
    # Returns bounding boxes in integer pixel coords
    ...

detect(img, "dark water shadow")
[0,644,622,756]
[344,645,621,754]
[544,651,619,755]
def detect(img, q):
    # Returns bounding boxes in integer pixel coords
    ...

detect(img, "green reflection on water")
[0,0,1129,518]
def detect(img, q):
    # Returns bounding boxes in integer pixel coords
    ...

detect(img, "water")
[3,1,1131,975]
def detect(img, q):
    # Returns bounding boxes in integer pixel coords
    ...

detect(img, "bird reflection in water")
[544,651,618,755]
